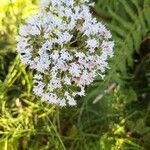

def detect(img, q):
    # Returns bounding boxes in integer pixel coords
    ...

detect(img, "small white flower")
[101,41,114,57]
[68,97,77,106]
[64,76,71,85]
[19,25,29,36]
[34,74,43,80]
[69,63,81,77]
[52,51,59,61]
[30,26,41,36]
[75,52,85,58]
[86,39,99,48]
[40,0,50,8]
[58,98,66,106]
[60,49,72,61]
[33,81,45,96]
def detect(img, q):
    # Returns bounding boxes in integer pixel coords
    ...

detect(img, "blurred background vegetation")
[0,0,150,149]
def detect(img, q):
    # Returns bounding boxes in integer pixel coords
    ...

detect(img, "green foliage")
[95,0,150,75]
[0,0,150,150]
[93,0,150,149]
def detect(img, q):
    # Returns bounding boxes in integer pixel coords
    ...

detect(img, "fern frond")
[95,0,150,82]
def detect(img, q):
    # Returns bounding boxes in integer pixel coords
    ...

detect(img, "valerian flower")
[16,0,114,106]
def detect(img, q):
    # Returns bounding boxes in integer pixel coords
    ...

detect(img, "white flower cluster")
[16,0,114,106]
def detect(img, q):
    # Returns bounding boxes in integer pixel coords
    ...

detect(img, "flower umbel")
[16,0,114,106]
